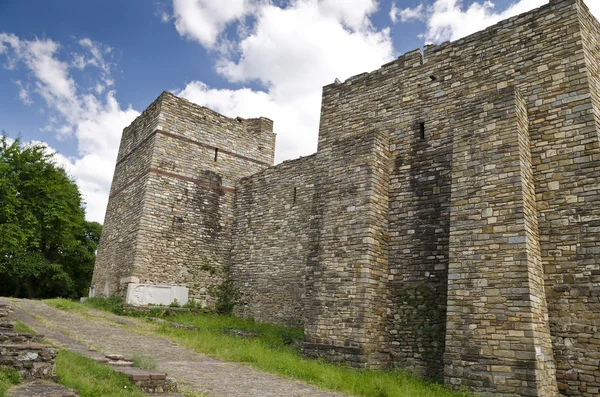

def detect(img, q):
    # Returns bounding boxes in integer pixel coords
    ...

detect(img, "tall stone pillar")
[444,87,557,396]
[303,129,390,368]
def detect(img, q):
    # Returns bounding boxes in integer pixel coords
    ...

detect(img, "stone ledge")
[109,364,176,394]
[0,332,45,344]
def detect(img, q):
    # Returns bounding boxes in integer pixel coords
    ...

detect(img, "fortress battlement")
[92,0,600,395]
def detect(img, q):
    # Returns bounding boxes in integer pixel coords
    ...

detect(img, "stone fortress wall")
[91,0,600,395]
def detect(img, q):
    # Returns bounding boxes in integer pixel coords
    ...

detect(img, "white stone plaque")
[125,283,189,306]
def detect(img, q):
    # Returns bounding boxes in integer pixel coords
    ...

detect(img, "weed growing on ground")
[156,313,471,397]
[84,296,124,314]
[131,354,157,370]
[44,298,87,313]
[48,299,472,397]
[0,366,22,396]
[13,321,36,334]
[56,350,145,397]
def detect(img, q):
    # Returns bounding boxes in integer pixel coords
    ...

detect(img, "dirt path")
[3,298,348,397]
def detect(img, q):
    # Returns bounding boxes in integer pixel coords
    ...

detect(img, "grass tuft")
[0,366,22,397]
[13,321,36,334]
[84,296,124,314]
[44,298,88,313]
[131,354,157,370]
[56,350,145,397]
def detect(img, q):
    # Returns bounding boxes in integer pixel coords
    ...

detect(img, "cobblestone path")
[3,299,348,397]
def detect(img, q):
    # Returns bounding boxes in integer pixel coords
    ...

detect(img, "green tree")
[0,135,101,298]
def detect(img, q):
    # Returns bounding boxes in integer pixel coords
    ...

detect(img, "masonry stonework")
[92,0,600,395]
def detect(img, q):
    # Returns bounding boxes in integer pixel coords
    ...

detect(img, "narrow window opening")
[419,122,425,140]
[429,75,437,81]
[293,187,297,203]
[214,148,219,162]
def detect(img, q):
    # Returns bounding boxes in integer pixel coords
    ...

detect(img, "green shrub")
[0,366,22,396]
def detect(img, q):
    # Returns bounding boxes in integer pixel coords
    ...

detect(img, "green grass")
[155,312,470,397]
[56,350,145,397]
[83,297,125,314]
[0,366,22,397]
[131,354,157,370]
[47,298,471,397]
[13,321,36,334]
[45,298,88,314]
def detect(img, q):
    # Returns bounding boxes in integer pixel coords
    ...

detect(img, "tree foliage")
[0,135,101,298]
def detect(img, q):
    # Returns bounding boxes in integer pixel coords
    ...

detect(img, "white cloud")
[392,0,549,43]
[587,0,600,18]
[393,0,600,44]
[390,2,424,23]
[0,34,139,222]
[318,0,379,30]
[172,0,394,162]
[14,80,33,105]
[172,0,258,48]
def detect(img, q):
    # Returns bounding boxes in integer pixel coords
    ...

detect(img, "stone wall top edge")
[122,93,162,134]
[323,0,575,93]
[236,152,317,185]
[158,90,273,127]
[578,0,600,24]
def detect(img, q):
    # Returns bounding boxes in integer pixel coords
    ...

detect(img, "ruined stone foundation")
[92,0,600,395]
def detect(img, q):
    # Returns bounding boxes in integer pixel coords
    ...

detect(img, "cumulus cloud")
[390,0,548,43]
[172,0,259,48]
[392,0,600,44]
[390,2,424,23]
[172,0,394,162]
[318,0,379,30]
[0,34,139,222]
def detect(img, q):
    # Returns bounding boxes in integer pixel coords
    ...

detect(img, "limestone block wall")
[92,92,275,304]
[547,2,600,394]
[303,129,390,368]
[313,0,598,387]
[230,155,316,326]
[91,96,161,297]
[445,87,556,396]
[91,0,600,394]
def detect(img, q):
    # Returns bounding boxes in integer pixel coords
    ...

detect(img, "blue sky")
[0,0,598,222]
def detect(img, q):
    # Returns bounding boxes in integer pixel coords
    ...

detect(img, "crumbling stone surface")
[0,332,45,345]
[6,382,79,397]
[0,304,57,382]
[91,0,600,395]
[0,344,58,381]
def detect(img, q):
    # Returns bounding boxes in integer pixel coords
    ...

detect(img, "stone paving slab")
[5,299,349,397]
[6,382,79,397]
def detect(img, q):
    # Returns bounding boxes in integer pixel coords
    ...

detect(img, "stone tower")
[91,91,275,305]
